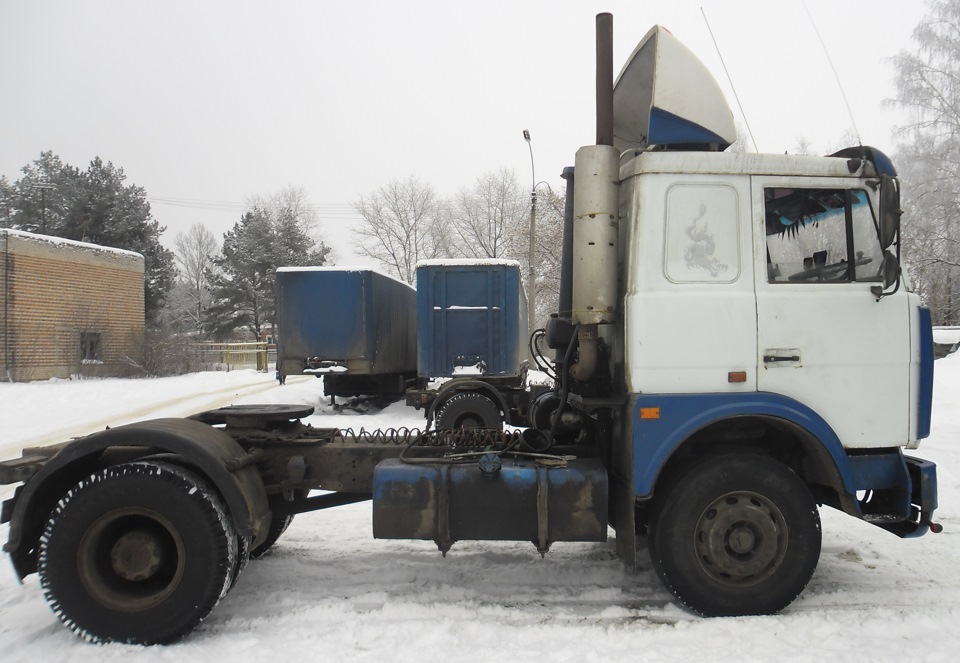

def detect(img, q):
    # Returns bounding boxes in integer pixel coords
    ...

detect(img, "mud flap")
[611,472,640,570]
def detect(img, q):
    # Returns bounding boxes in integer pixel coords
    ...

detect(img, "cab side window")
[664,184,741,284]
[765,188,883,283]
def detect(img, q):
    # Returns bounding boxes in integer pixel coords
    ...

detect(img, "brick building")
[1,229,145,382]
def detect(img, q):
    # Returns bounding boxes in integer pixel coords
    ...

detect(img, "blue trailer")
[415,259,527,378]
[406,260,539,429]
[275,267,417,399]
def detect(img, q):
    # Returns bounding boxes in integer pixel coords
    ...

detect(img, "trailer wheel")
[38,461,238,644]
[648,453,821,616]
[435,392,502,429]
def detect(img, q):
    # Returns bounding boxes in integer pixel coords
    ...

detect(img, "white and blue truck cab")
[534,19,937,615]
[0,14,938,643]
[616,146,935,534]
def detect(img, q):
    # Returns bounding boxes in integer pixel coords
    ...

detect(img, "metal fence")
[196,342,275,372]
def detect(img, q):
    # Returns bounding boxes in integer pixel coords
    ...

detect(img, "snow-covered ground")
[0,364,958,661]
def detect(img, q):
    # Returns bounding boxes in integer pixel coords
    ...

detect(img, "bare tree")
[447,167,564,323]
[246,185,321,239]
[530,187,565,324]
[450,168,527,259]
[897,135,960,322]
[792,136,815,155]
[352,176,451,283]
[825,129,863,155]
[172,223,217,334]
[889,0,960,323]
[726,122,754,154]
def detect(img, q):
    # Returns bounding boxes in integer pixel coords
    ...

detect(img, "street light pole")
[523,130,537,361]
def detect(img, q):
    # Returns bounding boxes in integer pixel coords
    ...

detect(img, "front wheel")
[38,461,239,644]
[648,453,821,616]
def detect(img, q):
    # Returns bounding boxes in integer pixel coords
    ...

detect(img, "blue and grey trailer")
[415,259,528,378]
[275,267,417,398]
[406,259,538,429]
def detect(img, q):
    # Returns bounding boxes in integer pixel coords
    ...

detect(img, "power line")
[146,195,362,218]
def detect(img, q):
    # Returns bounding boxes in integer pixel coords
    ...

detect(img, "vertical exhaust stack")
[596,12,614,148]
[558,166,575,318]
[569,13,620,382]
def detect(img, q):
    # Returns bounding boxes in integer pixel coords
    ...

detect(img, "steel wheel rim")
[77,507,186,612]
[693,490,789,588]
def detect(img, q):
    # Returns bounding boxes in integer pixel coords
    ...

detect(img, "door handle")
[763,349,802,367]
[763,354,800,363]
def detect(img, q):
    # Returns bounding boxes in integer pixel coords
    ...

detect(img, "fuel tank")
[372,456,608,554]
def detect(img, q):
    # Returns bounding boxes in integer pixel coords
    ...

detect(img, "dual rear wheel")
[38,461,240,644]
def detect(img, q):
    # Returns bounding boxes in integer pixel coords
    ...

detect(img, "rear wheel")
[250,489,307,559]
[38,461,238,644]
[250,513,294,559]
[435,392,502,429]
[648,453,821,616]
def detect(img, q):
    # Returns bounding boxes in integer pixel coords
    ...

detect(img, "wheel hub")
[77,508,186,612]
[727,525,757,554]
[457,414,483,428]
[110,530,165,581]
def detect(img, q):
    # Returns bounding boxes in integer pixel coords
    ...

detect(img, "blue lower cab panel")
[372,457,608,549]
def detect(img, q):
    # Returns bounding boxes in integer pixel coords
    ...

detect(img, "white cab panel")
[623,171,756,393]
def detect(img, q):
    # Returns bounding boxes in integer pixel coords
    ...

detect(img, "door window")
[764,188,883,283]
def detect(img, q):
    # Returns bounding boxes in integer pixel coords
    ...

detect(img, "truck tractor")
[0,14,938,644]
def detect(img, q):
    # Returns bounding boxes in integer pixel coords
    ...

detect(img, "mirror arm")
[871,277,901,302]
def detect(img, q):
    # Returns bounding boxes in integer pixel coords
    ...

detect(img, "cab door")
[753,177,910,448]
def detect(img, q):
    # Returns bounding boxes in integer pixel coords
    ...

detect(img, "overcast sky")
[0,0,929,265]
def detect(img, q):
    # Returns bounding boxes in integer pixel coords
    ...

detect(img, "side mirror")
[871,250,902,301]
[879,175,902,250]
[881,250,900,288]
